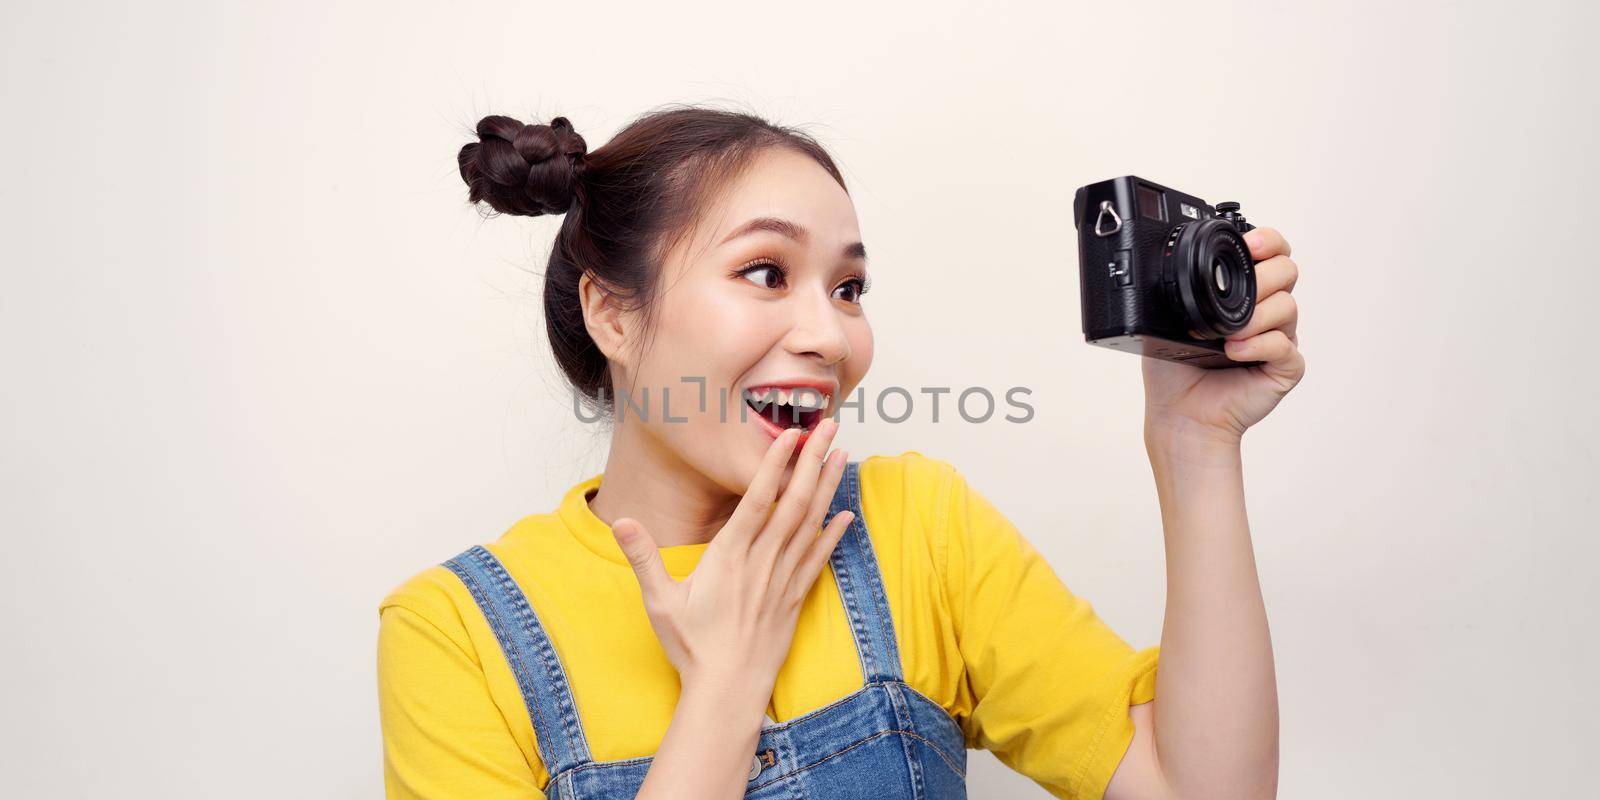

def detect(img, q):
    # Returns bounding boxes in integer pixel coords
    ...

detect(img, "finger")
[1224,330,1305,384]
[773,448,849,585]
[752,417,840,559]
[1253,254,1298,301]
[610,518,676,609]
[1227,290,1297,344]
[785,509,855,607]
[1243,227,1291,260]
[721,428,803,550]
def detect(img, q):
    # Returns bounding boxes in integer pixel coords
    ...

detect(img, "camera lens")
[1164,219,1256,338]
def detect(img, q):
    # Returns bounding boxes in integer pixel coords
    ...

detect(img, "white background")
[3,1,1595,797]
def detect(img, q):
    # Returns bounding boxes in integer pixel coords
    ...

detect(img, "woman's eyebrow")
[719,216,868,261]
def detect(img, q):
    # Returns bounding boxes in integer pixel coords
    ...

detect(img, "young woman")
[377,106,1305,800]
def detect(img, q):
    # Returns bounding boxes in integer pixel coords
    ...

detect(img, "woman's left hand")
[1141,226,1305,447]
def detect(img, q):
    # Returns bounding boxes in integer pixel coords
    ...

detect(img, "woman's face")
[616,147,874,494]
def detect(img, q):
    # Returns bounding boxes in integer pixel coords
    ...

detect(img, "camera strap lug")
[1094,200,1123,237]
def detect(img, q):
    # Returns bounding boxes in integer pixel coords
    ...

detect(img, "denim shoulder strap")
[443,545,592,778]
[827,460,906,685]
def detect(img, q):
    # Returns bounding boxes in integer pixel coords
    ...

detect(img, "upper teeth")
[744,387,829,410]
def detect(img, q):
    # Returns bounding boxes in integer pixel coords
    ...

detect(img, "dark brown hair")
[456,104,849,416]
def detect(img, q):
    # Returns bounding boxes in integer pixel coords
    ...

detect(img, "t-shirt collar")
[557,472,709,579]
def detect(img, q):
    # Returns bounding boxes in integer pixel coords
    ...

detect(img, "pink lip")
[742,378,838,397]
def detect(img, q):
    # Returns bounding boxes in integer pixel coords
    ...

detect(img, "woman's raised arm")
[1107,225,1304,800]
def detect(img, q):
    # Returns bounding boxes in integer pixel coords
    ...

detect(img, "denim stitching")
[748,728,968,791]
[902,694,967,781]
[830,538,876,683]
[895,683,967,781]
[830,463,878,684]
[846,463,906,683]
[847,463,887,680]
[545,679,969,785]
[470,546,592,767]
[556,728,967,790]
[443,553,559,772]
[838,464,876,675]
[886,683,926,799]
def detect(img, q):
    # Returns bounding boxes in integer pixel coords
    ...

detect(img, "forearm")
[636,675,769,800]
[1144,424,1279,800]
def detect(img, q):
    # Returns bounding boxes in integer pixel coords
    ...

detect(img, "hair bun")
[458,114,588,217]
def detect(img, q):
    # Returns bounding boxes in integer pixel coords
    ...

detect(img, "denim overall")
[443,461,969,799]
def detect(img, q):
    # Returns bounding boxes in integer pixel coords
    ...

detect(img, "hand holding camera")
[1074,175,1305,444]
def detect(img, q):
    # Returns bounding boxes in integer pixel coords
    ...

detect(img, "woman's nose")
[781,293,851,364]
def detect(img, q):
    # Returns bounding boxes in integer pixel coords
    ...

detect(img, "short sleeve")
[936,461,1160,800]
[377,593,543,798]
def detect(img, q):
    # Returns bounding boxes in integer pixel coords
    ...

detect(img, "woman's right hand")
[609,418,854,695]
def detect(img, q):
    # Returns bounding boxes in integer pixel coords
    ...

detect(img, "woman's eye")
[739,263,785,290]
[833,278,867,304]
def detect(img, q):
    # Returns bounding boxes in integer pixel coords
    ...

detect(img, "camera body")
[1073,175,1262,369]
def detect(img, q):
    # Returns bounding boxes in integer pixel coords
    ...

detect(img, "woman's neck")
[584,420,740,549]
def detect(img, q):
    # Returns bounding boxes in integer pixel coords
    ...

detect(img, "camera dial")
[1216,201,1256,233]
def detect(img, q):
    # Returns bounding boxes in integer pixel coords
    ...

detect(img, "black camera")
[1072,175,1262,369]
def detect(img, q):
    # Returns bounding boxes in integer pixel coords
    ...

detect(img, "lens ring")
[1165,220,1256,337]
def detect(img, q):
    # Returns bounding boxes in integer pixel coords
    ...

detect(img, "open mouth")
[742,386,830,434]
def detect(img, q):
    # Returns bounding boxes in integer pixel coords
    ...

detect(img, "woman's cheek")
[847,320,874,382]
[710,308,790,374]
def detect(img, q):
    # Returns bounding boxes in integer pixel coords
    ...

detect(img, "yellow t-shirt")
[377,451,1159,799]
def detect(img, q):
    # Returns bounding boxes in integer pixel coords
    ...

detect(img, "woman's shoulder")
[856,449,969,544]
[859,448,963,487]
[376,511,564,627]
[858,449,1020,552]
[859,449,967,498]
